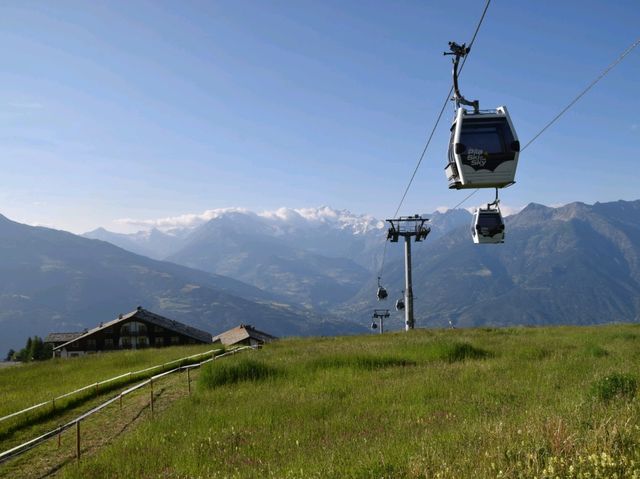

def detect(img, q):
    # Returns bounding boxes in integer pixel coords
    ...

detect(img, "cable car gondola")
[376,277,388,301]
[395,291,405,311]
[471,202,505,244]
[446,106,520,189]
[444,42,520,190]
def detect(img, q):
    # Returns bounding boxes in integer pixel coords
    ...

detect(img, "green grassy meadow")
[28,325,640,478]
[0,344,217,430]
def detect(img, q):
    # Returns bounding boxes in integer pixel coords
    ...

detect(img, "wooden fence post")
[52,398,56,412]
[187,368,191,395]
[119,394,123,410]
[76,421,81,461]
[57,425,62,448]
[150,379,154,417]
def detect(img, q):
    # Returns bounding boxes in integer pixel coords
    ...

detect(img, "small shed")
[212,324,277,347]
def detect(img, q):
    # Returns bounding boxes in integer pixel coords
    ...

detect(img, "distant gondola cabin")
[51,307,212,358]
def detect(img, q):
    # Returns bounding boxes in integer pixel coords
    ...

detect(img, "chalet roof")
[212,324,277,346]
[53,307,212,350]
[44,332,82,344]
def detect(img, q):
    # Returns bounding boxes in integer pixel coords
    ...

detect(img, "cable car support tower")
[371,309,390,334]
[385,215,430,331]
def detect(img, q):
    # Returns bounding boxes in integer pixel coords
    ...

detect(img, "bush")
[585,343,609,358]
[591,373,637,402]
[199,359,279,389]
[442,342,489,363]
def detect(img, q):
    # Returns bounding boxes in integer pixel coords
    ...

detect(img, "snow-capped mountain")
[84,206,471,309]
[87,206,387,263]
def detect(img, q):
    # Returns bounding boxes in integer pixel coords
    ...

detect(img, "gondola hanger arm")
[444,41,479,113]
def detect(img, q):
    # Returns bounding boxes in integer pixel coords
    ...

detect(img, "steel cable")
[377,0,492,280]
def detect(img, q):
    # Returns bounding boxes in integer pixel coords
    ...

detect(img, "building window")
[104,338,114,348]
[120,337,132,349]
[87,339,97,350]
[171,336,179,345]
[120,321,148,336]
[138,336,149,348]
[154,337,164,347]
[154,325,163,333]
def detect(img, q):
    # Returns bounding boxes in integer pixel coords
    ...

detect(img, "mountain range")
[0,213,356,353]
[2,200,640,353]
[344,200,640,330]
[85,208,389,310]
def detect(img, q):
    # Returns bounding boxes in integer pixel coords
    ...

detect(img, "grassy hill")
[56,324,640,479]
[0,343,219,448]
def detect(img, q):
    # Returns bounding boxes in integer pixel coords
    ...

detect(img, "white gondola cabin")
[471,204,505,244]
[445,106,520,190]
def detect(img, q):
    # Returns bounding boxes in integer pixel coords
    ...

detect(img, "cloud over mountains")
[116,206,384,234]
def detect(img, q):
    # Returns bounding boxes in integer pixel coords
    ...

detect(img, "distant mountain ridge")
[85,207,390,308]
[345,200,640,330]
[4,199,639,352]
[83,206,471,309]
[0,214,358,353]
[84,227,186,260]
[84,206,386,262]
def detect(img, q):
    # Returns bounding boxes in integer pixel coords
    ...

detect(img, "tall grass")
[200,358,279,388]
[52,324,640,478]
[0,344,216,435]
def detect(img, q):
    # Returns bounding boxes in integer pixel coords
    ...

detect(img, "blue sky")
[1,0,639,233]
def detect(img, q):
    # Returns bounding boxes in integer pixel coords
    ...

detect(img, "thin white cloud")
[115,206,384,233]
[115,207,250,229]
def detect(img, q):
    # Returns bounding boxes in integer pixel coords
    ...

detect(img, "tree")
[5,349,15,361]
[31,336,44,360]
[13,336,52,362]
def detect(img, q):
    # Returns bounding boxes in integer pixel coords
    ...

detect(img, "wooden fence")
[0,345,256,465]
[0,348,223,426]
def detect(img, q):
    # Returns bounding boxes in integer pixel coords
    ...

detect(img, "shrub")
[442,342,489,363]
[585,343,609,358]
[199,358,279,389]
[591,373,637,402]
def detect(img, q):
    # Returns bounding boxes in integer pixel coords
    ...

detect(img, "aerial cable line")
[446,36,640,212]
[450,189,480,211]
[377,0,492,279]
[391,0,492,220]
[521,36,640,152]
